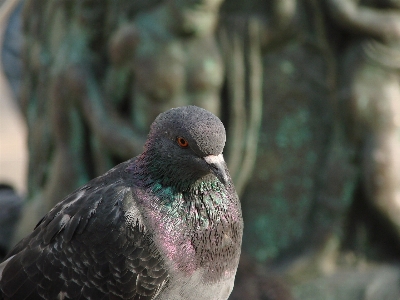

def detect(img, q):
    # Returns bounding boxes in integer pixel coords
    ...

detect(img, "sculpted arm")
[327,0,400,41]
[61,21,145,160]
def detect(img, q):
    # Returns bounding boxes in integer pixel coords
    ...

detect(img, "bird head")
[140,106,229,191]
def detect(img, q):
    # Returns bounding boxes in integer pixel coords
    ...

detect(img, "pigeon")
[0,105,243,300]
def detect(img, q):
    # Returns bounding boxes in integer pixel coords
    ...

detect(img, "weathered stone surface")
[242,40,357,261]
[293,266,400,300]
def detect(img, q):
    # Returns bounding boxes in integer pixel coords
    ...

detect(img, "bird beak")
[204,154,228,185]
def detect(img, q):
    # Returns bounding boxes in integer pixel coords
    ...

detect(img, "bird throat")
[128,157,242,282]
[158,182,240,283]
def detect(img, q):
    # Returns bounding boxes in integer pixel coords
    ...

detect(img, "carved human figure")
[107,0,225,132]
[95,0,226,182]
[16,0,296,242]
[102,0,297,188]
[327,0,400,236]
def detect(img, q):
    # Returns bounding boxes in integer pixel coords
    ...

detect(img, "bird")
[0,105,243,300]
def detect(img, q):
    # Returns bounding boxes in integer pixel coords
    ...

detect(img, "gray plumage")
[0,106,243,300]
[0,185,23,260]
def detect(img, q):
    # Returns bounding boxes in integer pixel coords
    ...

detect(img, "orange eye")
[177,137,189,148]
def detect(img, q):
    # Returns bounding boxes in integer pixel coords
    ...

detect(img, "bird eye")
[177,137,189,148]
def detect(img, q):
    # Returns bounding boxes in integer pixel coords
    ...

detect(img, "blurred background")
[1,0,400,299]
[0,0,26,194]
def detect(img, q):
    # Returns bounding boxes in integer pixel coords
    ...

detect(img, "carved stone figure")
[14,0,287,243]
[327,0,400,238]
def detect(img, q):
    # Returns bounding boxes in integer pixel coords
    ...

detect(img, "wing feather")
[0,160,169,299]
[63,215,81,242]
